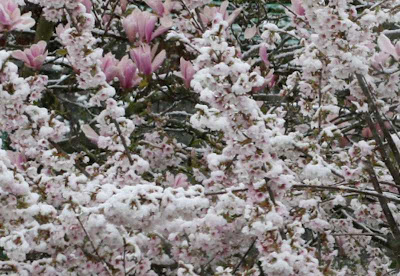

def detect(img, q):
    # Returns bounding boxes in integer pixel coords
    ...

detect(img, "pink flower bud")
[130,44,166,75]
[116,55,141,89]
[123,10,169,44]
[12,41,48,71]
[180,57,196,88]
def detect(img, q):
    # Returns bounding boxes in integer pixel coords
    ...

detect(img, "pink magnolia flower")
[0,0,35,32]
[259,44,270,67]
[100,53,118,82]
[116,55,141,89]
[122,10,169,44]
[12,41,48,70]
[130,44,166,75]
[377,34,400,60]
[199,1,242,26]
[145,0,175,17]
[291,0,305,16]
[180,57,196,88]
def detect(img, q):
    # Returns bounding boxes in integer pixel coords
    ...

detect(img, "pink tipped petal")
[145,0,165,16]
[244,25,257,39]
[12,50,28,63]
[151,49,166,73]
[37,40,47,51]
[227,7,242,25]
[180,57,195,88]
[220,1,229,16]
[145,16,157,42]
[33,55,46,70]
[151,26,170,41]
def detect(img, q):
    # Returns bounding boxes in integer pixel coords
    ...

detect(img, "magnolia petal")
[82,124,99,144]
[378,34,398,59]
[151,49,166,73]
[244,25,257,39]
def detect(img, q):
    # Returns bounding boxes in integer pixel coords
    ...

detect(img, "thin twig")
[112,118,134,165]
[232,238,257,274]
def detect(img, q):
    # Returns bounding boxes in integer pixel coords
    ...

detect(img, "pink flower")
[145,0,175,17]
[6,151,26,170]
[259,44,270,67]
[12,41,48,71]
[130,44,166,75]
[123,10,169,44]
[291,0,305,16]
[116,55,141,89]
[180,57,196,88]
[0,0,35,32]
[199,1,242,26]
[100,53,118,82]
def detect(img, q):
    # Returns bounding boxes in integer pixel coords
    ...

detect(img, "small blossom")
[12,41,48,70]
[180,57,196,88]
[0,0,35,33]
[130,44,166,75]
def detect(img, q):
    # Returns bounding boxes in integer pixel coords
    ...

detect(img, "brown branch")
[364,161,400,245]
[75,215,113,276]
[112,118,134,166]
[292,184,400,204]
[356,73,400,193]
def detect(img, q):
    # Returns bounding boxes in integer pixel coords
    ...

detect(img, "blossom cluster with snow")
[1,0,400,275]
